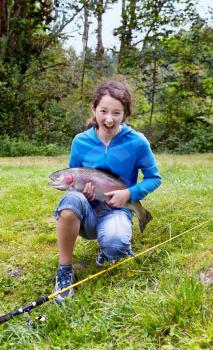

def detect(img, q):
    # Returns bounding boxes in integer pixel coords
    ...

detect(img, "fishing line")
[0,218,212,324]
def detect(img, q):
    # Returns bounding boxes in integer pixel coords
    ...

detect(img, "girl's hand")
[83,182,96,201]
[104,189,131,208]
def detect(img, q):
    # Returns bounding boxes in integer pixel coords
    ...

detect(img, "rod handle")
[0,296,49,324]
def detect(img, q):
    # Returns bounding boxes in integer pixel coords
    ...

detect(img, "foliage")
[0,0,54,73]
[155,21,213,123]
[0,136,67,157]
[0,0,90,149]
[115,0,198,72]
[0,0,83,72]
[128,20,213,153]
[0,44,87,142]
[152,123,213,153]
[0,0,212,155]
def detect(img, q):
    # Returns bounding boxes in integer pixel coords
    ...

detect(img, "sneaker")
[95,252,108,267]
[95,252,116,267]
[96,249,134,268]
[54,267,75,304]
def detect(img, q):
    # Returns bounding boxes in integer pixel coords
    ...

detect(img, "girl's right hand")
[82,182,96,201]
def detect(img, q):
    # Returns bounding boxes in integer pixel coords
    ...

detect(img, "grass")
[0,154,212,349]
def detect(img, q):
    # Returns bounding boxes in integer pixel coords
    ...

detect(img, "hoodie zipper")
[104,144,110,169]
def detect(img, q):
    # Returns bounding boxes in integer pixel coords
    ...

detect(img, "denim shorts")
[54,191,134,261]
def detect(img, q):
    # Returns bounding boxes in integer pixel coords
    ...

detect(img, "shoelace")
[57,270,72,288]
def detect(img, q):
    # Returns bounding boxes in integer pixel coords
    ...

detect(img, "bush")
[0,136,68,157]
[154,124,213,154]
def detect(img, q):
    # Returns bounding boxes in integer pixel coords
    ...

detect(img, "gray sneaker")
[54,267,75,304]
[96,252,107,267]
[95,252,116,267]
[96,249,135,267]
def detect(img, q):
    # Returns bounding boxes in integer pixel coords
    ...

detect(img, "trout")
[49,167,153,233]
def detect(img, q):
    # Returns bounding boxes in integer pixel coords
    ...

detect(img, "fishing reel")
[28,314,47,329]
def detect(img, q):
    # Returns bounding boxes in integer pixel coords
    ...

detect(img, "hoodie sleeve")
[69,137,82,168]
[128,137,161,203]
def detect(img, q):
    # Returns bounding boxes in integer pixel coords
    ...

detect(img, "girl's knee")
[55,191,89,222]
[59,209,78,221]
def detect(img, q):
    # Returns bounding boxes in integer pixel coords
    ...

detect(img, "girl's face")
[92,94,125,139]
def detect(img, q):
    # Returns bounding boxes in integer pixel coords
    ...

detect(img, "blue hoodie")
[69,123,161,203]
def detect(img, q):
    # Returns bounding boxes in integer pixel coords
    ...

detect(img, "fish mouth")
[49,172,74,188]
[48,180,69,191]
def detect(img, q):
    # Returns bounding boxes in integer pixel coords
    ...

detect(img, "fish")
[49,167,153,233]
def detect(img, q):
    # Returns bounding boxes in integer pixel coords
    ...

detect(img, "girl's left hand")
[104,189,131,208]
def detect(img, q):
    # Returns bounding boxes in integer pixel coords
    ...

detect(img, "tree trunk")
[118,0,136,71]
[80,1,90,98]
[8,0,23,53]
[129,0,136,40]
[149,56,157,129]
[0,0,8,37]
[95,0,105,80]
[118,0,127,68]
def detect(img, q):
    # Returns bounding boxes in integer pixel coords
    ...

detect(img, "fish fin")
[126,201,153,233]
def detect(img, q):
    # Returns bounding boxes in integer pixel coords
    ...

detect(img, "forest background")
[0,0,213,156]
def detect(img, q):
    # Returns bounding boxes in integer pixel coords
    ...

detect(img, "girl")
[54,80,161,303]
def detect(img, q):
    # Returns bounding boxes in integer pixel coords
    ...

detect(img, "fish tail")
[127,201,153,233]
[138,208,153,233]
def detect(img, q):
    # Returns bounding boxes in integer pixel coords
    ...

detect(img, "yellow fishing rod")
[0,219,212,324]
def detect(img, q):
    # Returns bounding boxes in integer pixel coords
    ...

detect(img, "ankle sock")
[58,264,72,271]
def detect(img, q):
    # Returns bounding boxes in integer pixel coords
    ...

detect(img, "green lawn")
[0,154,212,350]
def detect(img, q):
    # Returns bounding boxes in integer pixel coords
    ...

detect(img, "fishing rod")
[0,219,212,325]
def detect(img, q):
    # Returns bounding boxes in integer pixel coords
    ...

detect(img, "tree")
[0,0,54,73]
[114,0,198,72]
[80,0,90,98]
[115,0,137,71]
[0,1,85,138]
[0,0,7,38]
[0,1,84,73]
[156,20,213,126]
[91,0,117,80]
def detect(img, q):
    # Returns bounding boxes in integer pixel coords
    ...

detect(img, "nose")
[105,113,113,125]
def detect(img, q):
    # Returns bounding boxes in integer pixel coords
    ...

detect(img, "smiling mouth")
[104,124,114,130]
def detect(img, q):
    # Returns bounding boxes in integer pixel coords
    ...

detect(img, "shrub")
[0,136,68,157]
[153,124,213,153]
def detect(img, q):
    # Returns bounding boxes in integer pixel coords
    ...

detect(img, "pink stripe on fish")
[62,175,73,185]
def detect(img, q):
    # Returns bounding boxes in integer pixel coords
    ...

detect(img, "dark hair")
[86,80,132,129]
